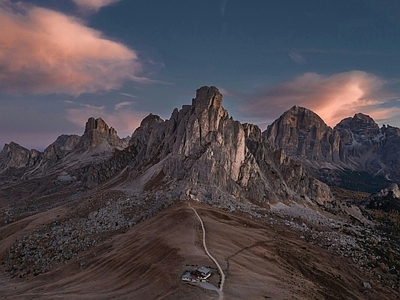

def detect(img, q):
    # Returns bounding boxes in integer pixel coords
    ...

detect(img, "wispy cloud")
[288,51,307,65]
[220,0,228,17]
[240,71,399,127]
[118,92,137,99]
[0,1,146,95]
[115,101,133,110]
[72,0,120,12]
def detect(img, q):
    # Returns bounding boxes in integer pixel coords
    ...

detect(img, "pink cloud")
[360,106,400,127]
[66,103,149,138]
[241,71,391,127]
[72,0,120,12]
[0,1,144,95]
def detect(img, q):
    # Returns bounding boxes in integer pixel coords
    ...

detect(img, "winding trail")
[189,204,225,300]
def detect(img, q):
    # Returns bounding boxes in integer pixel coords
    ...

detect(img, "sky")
[1,0,400,150]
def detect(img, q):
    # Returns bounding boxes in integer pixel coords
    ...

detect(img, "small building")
[181,266,212,283]
[193,266,211,279]
[181,271,197,282]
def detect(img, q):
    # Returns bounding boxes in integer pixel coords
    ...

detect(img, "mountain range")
[1,86,400,299]
[265,105,400,192]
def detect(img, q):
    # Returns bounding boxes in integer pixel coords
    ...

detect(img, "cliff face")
[335,115,400,184]
[0,117,126,188]
[121,86,333,207]
[264,106,346,164]
[0,87,333,207]
[334,113,380,158]
[78,117,125,151]
[0,142,42,172]
[264,108,400,192]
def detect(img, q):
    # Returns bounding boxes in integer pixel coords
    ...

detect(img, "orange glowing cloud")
[0,1,143,95]
[242,71,391,126]
[72,0,120,12]
[66,102,149,138]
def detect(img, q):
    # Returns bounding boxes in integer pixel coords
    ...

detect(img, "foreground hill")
[1,201,396,299]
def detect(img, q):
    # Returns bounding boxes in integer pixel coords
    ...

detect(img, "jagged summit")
[79,117,124,150]
[139,114,164,128]
[84,117,119,139]
[0,89,334,207]
[120,87,333,206]
[334,112,379,139]
[192,86,223,112]
[283,105,327,129]
[264,105,345,164]
[264,105,400,192]
[0,116,127,186]
[0,141,41,170]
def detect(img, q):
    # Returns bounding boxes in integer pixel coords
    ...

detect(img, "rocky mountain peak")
[0,142,41,170]
[79,117,124,151]
[354,112,377,124]
[284,105,327,129]
[139,113,164,130]
[192,86,223,112]
[190,86,228,139]
[265,106,400,192]
[119,87,333,207]
[334,113,379,136]
[84,117,118,137]
[264,105,345,164]
[334,112,381,159]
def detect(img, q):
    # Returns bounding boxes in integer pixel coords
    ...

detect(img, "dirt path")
[189,204,225,300]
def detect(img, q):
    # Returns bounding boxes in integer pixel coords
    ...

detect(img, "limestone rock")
[334,113,380,157]
[122,86,333,207]
[0,87,333,208]
[264,105,346,164]
[265,106,400,192]
[43,135,81,163]
[0,142,42,171]
[335,114,400,186]
[78,117,124,151]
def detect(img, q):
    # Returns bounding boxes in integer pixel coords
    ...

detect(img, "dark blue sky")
[1,0,400,150]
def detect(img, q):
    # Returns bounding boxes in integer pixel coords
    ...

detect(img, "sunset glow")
[0,2,140,95]
[242,71,389,127]
[0,0,399,149]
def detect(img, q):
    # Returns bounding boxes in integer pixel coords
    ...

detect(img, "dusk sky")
[1,0,400,150]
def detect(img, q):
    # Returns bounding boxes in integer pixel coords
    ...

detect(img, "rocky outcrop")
[0,142,42,173]
[334,114,400,185]
[264,106,346,164]
[334,113,380,157]
[77,117,125,151]
[264,107,400,192]
[43,135,81,164]
[379,125,400,179]
[366,183,400,212]
[118,86,333,207]
[0,117,127,190]
[0,87,333,208]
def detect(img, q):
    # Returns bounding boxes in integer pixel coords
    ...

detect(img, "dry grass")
[0,201,396,299]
